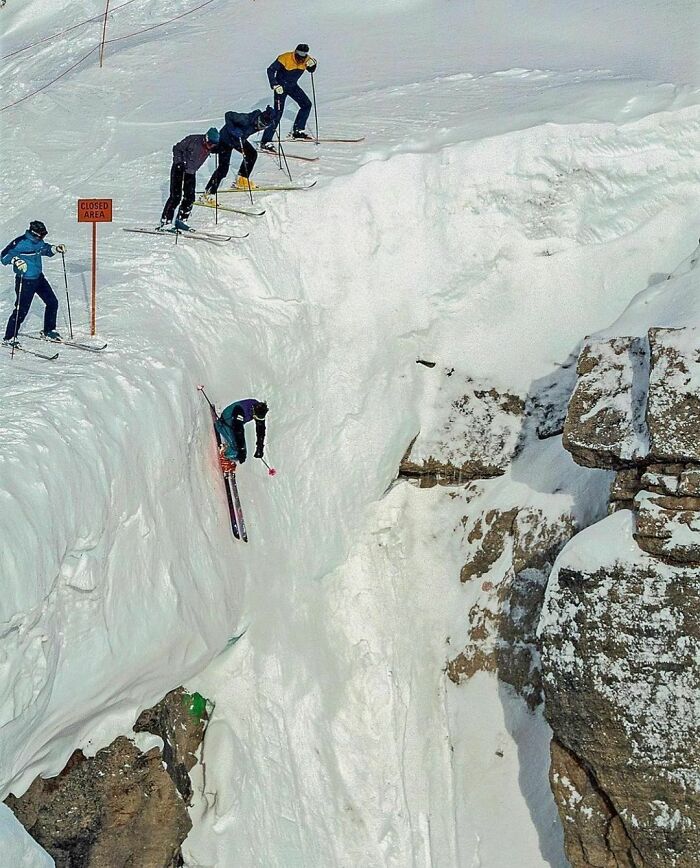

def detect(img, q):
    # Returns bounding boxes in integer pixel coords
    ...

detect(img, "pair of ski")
[198,386,248,542]
[123,226,248,243]
[192,181,317,217]
[259,135,365,163]
[9,333,107,360]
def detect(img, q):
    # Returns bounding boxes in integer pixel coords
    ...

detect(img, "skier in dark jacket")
[260,43,317,150]
[203,107,275,196]
[1,220,67,348]
[215,399,268,465]
[160,127,220,231]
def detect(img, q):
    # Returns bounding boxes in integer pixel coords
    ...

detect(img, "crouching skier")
[215,399,269,472]
[203,106,275,196]
[159,127,220,232]
[1,220,67,349]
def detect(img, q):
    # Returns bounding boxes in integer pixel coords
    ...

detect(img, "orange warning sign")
[77,199,113,222]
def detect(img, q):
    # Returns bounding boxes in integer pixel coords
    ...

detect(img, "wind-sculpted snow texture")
[1,0,700,865]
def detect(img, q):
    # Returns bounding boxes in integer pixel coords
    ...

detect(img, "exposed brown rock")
[541,556,700,867]
[6,688,208,868]
[400,377,525,483]
[549,739,642,868]
[449,507,575,708]
[647,328,700,464]
[563,337,649,469]
[633,491,700,564]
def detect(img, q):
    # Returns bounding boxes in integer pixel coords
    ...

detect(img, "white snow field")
[1,0,699,865]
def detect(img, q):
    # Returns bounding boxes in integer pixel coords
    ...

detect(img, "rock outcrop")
[6,688,208,868]
[448,499,575,708]
[400,368,525,484]
[541,324,700,867]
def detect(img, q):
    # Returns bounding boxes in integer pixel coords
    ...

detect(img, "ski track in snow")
[1,0,700,865]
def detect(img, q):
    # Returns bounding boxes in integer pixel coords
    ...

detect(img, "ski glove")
[306,60,317,73]
[11,257,27,273]
[53,244,67,254]
[254,446,264,459]
[273,84,284,95]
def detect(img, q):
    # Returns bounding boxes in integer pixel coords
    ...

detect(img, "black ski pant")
[205,140,257,194]
[161,162,196,222]
[260,85,312,145]
[4,274,58,341]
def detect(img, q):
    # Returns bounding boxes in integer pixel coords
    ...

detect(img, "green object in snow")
[184,691,208,721]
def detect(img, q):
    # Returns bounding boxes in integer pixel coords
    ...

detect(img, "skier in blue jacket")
[260,44,317,150]
[160,127,220,231]
[215,399,268,465]
[203,106,274,196]
[2,220,67,348]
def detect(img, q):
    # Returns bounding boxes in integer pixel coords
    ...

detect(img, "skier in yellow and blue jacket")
[260,43,317,150]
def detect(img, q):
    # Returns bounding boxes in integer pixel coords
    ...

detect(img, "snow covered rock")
[448,495,576,708]
[634,489,700,564]
[401,369,525,484]
[647,327,700,463]
[562,336,649,468]
[6,689,208,867]
[539,511,700,868]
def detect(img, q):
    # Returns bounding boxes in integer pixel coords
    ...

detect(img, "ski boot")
[290,129,314,141]
[259,142,276,153]
[157,219,172,232]
[235,175,258,191]
[41,330,62,342]
[2,337,20,349]
[174,217,191,232]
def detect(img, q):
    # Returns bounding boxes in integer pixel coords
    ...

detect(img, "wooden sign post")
[77,199,112,335]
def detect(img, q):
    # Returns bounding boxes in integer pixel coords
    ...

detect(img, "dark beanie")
[295,43,309,56]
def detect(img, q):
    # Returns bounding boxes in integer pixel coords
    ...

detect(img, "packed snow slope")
[1,0,699,865]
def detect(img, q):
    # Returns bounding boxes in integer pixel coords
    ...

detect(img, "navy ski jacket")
[266,51,317,90]
[1,232,55,280]
[172,134,211,174]
[216,399,266,462]
[219,110,266,148]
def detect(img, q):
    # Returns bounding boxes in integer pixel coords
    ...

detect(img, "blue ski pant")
[260,85,312,145]
[205,140,258,194]
[4,274,58,341]
[215,415,247,463]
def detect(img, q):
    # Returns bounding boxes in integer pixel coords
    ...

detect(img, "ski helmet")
[253,401,269,420]
[28,220,47,238]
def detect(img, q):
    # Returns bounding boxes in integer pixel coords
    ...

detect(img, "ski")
[193,199,266,217]
[123,227,247,242]
[198,387,246,542]
[259,148,319,163]
[218,180,317,194]
[285,136,365,144]
[4,343,58,361]
[229,474,248,543]
[20,333,107,353]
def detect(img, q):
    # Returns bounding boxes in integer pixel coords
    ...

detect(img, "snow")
[0,804,52,868]
[1,0,700,864]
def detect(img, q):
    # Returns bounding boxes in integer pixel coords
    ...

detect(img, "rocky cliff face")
[541,326,700,868]
[5,688,208,868]
[401,365,593,710]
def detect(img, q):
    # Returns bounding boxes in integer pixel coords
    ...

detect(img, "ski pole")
[276,137,293,183]
[197,384,215,411]
[214,153,219,225]
[10,275,23,360]
[239,137,255,206]
[260,456,277,477]
[60,251,73,339]
[310,72,319,144]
